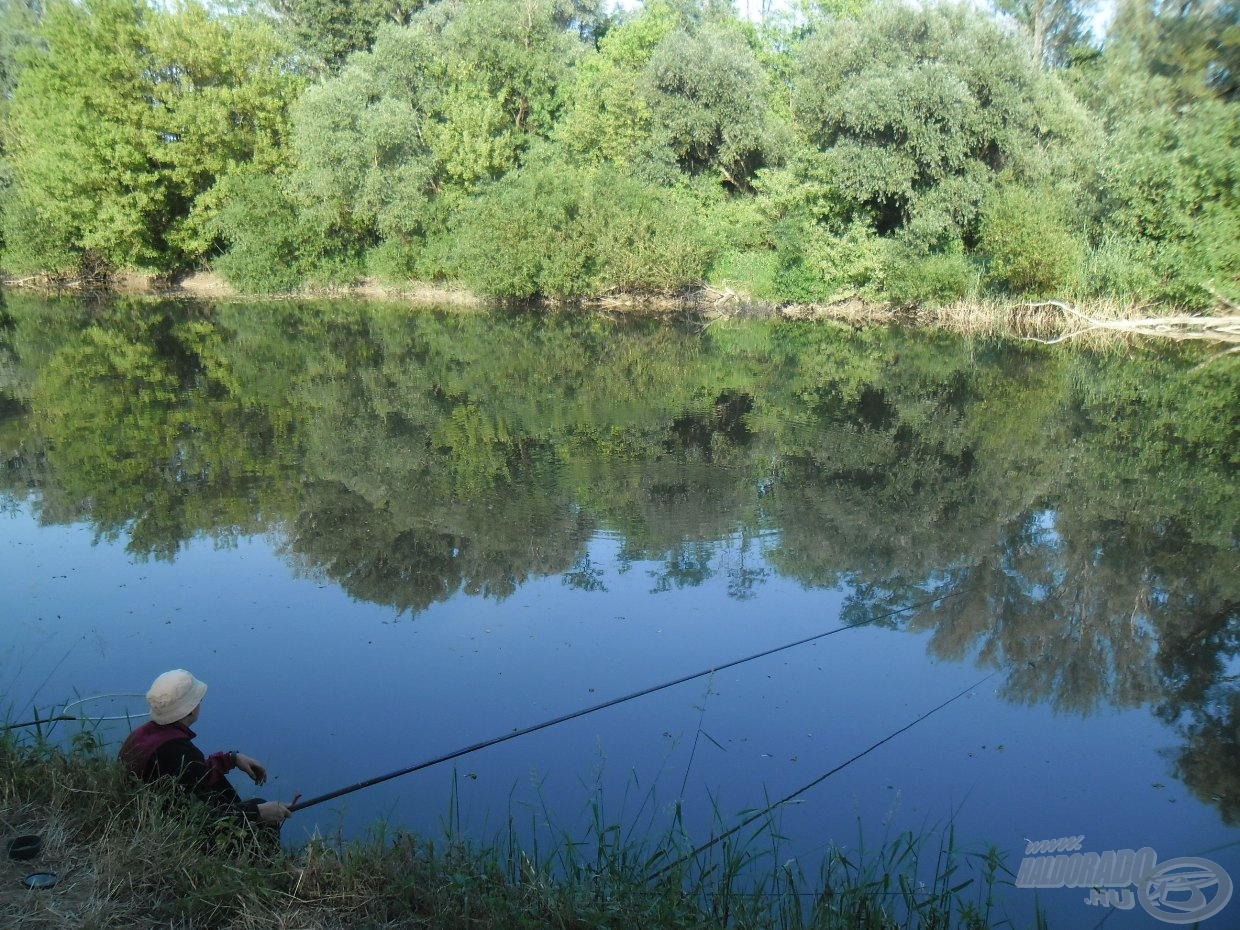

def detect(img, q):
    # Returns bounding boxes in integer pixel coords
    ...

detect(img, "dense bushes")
[1096,100,1240,306]
[977,185,1084,296]
[886,250,976,306]
[771,220,888,302]
[209,172,309,294]
[450,160,712,298]
[0,0,1236,306]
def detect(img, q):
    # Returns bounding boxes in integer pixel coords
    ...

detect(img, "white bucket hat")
[146,669,207,725]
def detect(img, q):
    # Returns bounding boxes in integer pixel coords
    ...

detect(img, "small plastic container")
[7,835,42,860]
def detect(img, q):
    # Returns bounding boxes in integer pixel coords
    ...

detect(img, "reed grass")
[1,725,1047,929]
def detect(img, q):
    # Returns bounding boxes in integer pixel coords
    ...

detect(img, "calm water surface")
[1,295,1236,928]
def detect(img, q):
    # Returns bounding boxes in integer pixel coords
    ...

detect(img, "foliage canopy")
[0,0,1236,305]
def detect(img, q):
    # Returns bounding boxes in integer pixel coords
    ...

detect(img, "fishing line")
[678,678,716,801]
[290,587,967,813]
[1193,837,1240,857]
[20,645,74,717]
[645,669,1000,883]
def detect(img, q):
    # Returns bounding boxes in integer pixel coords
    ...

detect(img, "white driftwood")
[1022,300,1240,349]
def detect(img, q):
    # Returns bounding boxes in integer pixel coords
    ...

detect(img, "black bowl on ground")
[8,834,41,860]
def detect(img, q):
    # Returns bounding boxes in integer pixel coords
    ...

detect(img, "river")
[1,294,1236,928]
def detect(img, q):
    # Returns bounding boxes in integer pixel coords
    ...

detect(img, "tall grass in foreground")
[1,728,1045,929]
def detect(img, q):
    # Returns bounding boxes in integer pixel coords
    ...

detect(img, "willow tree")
[1109,0,1240,104]
[993,0,1094,68]
[766,1,1090,300]
[791,1,1087,247]
[641,24,789,189]
[555,0,681,170]
[558,1,788,190]
[230,0,586,285]
[0,0,43,254]
[271,0,421,72]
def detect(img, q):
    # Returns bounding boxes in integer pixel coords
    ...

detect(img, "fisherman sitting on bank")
[119,669,291,829]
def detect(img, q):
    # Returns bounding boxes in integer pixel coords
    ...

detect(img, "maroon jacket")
[119,721,260,821]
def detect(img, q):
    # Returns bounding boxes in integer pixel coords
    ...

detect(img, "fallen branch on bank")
[1022,300,1240,350]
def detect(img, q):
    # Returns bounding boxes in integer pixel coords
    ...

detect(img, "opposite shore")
[4,272,1239,353]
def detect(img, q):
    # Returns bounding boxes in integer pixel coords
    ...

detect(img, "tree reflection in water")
[1,293,1236,822]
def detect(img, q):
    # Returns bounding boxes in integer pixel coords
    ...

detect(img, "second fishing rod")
[289,587,966,813]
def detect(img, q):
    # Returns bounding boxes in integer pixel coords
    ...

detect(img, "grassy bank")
[1,732,1042,930]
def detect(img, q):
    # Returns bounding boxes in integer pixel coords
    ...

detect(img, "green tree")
[791,2,1087,252]
[641,23,788,189]
[146,4,304,262]
[1098,99,1239,305]
[0,0,43,253]
[555,1,681,169]
[2,0,302,277]
[271,0,421,72]
[267,0,584,285]
[412,0,582,185]
[558,3,786,190]
[1109,0,1239,103]
[0,0,41,103]
[3,0,166,275]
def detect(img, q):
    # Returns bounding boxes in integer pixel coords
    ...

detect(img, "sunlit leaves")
[3,0,164,272]
[641,25,788,188]
[557,2,786,189]
[1,0,301,275]
[449,158,712,298]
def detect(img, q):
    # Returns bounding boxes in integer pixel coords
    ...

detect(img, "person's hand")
[257,801,291,825]
[234,753,267,786]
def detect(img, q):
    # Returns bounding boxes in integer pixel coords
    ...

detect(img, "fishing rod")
[1,694,148,732]
[290,587,966,813]
[645,669,1000,883]
[2,715,76,731]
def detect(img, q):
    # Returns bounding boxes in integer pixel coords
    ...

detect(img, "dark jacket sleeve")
[150,738,261,822]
